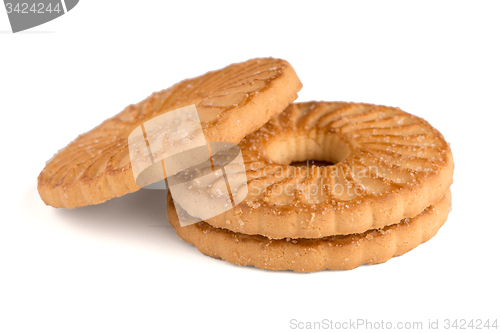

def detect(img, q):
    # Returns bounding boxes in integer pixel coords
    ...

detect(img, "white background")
[1,1,499,332]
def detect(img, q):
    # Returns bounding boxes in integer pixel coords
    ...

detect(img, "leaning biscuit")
[167,190,451,272]
[188,102,453,238]
[38,58,302,208]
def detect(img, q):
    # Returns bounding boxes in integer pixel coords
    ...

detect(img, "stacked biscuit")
[38,58,453,272]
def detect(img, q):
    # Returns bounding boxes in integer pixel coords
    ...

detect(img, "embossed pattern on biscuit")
[202,102,454,238]
[38,58,302,208]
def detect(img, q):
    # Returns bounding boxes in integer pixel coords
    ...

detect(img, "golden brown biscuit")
[38,58,302,208]
[167,190,451,272]
[192,102,453,238]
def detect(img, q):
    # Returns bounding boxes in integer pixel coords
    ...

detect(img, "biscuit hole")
[265,134,351,166]
[290,160,333,168]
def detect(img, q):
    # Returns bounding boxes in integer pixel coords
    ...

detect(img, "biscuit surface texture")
[167,190,451,272]
[38,58,302,208]
[195,102,453,238]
